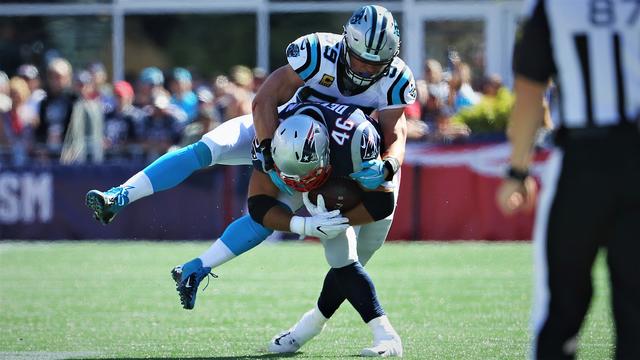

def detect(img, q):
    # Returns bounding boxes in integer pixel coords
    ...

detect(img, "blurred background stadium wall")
[0,0,542,241]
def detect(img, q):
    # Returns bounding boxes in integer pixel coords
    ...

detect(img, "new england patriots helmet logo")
[301,126,319,163]
[360,126,380,161]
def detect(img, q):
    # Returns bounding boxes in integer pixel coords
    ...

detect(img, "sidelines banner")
[1,143,549,240]
[388,142,550,241]
[0,164,250,240]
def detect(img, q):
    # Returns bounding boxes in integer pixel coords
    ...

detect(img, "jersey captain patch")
[320,74,335,87]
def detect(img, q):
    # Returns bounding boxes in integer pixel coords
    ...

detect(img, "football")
[308,177,363,212]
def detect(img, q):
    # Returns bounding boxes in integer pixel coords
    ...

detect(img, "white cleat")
[268,331,301,353]
[361,335,403,357]
[268,307,327,354]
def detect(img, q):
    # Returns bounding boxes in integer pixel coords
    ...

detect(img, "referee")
[497,0,639,359]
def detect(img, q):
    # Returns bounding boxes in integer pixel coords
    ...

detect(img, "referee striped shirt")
[513,0,639,129]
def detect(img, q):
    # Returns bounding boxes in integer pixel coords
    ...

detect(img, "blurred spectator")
[0,76,36,165]
[449,62,480,112]
[431,106,470,143]
[211,74,231,120]
[60,70,104,164]
[135,66,165,108]
[140,88,183,161]
[252,67,267,93]
[179,86,220,146]
[104,80,145,160]
[17,64,46,123]
[36,58,77,160]
[0,71,11,113]
[168,67,198,122]
[452,74,514,136]
[88,62,116,114]
[222,65,253,120]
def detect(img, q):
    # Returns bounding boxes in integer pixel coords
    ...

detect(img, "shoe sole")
[171,267,195,310]
[85,191,113,225]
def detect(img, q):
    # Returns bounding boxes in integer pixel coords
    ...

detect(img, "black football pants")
[534,130,640,360]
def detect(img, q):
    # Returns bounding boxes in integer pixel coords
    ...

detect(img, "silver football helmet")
[342,5,400,87]
[271,114,332,192]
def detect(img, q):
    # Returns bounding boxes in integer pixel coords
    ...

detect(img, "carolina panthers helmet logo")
[360,126,380,161]
[301,126,319,163]
[350,8,365,24]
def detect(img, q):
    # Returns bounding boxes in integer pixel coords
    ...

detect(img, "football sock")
[333,262,385,323]
[219,215,273,256]
[142,141,212,193]
[120,171,153,203]
[367,315,398,340]
[290,306,327,344]
[198,239,236,268]
[317,267,345,319]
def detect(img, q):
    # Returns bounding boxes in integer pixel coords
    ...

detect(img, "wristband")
[383,157,400,181]
[289,216,305,235]
[507,166,529,182]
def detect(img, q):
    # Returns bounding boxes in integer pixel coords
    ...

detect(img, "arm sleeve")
[286,33,322,82]
[512,0,556,83]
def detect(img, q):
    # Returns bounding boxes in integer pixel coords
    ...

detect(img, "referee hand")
[496,177,538,215]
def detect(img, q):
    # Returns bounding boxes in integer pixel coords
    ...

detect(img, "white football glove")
[290,210,349,240]
[303,192,328,216]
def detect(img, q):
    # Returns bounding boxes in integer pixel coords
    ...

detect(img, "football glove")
[256,138,275,172]
[290,210,349,240]
[350,159,386,190]
[302,192,328,216]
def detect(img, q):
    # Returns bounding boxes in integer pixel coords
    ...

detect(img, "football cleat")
[85,186,131,225]
[268,331,301,353]
[361,334,403,357]
[171,258,216,310]
[268,307,327,353]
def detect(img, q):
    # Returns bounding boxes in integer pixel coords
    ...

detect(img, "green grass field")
[0,241,613,359]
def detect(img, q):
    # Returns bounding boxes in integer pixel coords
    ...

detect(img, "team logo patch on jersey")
[319,74,335,87]
[360,127,380,161]
[286,43,300,58]
[408,83,417,101]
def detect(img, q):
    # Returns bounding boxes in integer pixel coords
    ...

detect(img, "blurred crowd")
[0,54,551,167]
[0,58,264,166]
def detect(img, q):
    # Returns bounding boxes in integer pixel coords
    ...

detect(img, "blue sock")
[143,141,212,192]
[220,215,273,256]
[327,262,385,323]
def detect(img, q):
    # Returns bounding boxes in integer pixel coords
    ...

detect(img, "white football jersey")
[285,32,416,115]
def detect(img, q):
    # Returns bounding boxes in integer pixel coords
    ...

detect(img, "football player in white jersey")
[85,6,413,355]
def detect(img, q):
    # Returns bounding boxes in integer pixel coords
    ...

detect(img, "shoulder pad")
[384,58,417,106]
[286,33,322,82]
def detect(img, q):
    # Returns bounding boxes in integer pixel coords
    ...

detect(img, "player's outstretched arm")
[252,65,304,143]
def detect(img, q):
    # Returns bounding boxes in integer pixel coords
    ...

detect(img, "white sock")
[198,239,236,268]
[291,306,328,344]
[367,315,397,340]
[121,172,153,203]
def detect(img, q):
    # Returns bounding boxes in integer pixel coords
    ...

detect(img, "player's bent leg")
[85,141,212,224]
[171,215,273,309]
[268,306,328,354]
[200,114,255,166]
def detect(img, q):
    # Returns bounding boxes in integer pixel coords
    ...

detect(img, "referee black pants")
[534,130,640,360]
